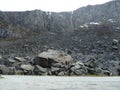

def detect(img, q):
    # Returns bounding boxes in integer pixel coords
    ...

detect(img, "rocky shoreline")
[0,49,114,76]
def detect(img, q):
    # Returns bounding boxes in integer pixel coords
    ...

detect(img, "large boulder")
[34,49,72,68]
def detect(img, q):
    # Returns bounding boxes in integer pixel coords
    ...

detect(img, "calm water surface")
[0,75,120,90]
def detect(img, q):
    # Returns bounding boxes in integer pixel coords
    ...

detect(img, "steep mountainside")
[0,0,120,38]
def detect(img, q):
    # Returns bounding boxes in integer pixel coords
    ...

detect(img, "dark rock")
[87,67,103,75]
[33,65,47,75]
[112,45,118,50]
[102,70,111,76]
[83,55,97,68]
[51,67,60,72]
[0,28,10,38]
[51,63,64,68]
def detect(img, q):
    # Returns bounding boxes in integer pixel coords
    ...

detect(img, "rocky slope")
[0,0,120,37]
[0,0,120,75]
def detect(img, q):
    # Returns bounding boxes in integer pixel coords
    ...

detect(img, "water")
[0,75,120,90]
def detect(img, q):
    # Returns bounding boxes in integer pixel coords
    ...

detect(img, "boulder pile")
[0,49,119,76]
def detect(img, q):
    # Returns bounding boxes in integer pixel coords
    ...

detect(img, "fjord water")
[0,76,120,90]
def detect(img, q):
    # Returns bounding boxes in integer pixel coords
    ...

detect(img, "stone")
[51,67,60,72]
[33,65,47,75]
[0,65,9,74]
[51,63,63,68]
[21,64,34,71]
[69,61,88,75]
[84,55,97,68]
[34,49,72,68]
[107,61,120,75]
[8,67,16,75]
[102,70,111,76]
[58,71,64,76]
[15,70,24,75]
[112,45,118,50]
[8,59,16,63]
[112,39,119,45]
[14,57,26,62]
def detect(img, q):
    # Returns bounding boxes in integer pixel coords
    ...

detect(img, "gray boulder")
[69,61,88,75]
[21,64,34,71]
[34,49,72,68]
[107,61,120,75]
[84,55,97,68]
[0,65,9,74]
[58,71,65,76]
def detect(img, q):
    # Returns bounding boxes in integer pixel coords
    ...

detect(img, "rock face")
[0,0,120,38]
[72,0,120,28]
[34,49,72,68]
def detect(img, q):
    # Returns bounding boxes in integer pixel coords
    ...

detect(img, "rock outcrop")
[0,0,120,38]
[34,49,72,68]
